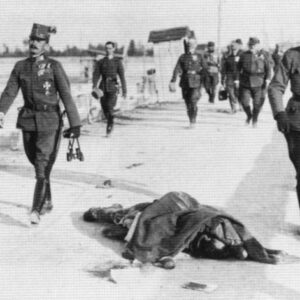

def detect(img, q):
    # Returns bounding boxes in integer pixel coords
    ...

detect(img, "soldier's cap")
[248,37,260,46]
[207,41,215,47]
[235,38,243,45]
[30,23,57,41]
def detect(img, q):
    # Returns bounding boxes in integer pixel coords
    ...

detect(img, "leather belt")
[25,103,59,112]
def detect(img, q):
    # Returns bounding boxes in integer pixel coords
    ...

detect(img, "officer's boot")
[296,176,300,214]
[209,92,214,104]
[187,108,192,125]
[244,106,252,125]
[30,178,47,225]
[40,179,53,215]
[190,106,198,129]
[252,108,259,128]
[106,115,114,137]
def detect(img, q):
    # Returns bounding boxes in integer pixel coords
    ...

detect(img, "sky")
[0,0,299,51]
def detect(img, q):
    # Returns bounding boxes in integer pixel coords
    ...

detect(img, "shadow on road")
[0,200,30,228]
[0,164,159,198]
[221,130,300,299]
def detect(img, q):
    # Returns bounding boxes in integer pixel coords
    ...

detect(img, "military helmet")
[30,23,57,41]
[207,41,215,47]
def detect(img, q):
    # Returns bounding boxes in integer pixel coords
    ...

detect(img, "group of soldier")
[1,23,300,235]
[170,36,280,128]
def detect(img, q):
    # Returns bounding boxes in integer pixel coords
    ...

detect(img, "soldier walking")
[169,38,207,128]
[268,45,300,219]
[235,37,271,127]
[92,42,127,137]
[0,24,81,224]
[204,41,220,104]
[221,39,243,113]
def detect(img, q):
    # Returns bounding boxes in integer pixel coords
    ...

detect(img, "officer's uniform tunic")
[268,47,300,206]
[92,56,126,128]
[171,52,206,123]
[0,56,81,180]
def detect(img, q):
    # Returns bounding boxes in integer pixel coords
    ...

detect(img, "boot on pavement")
[244,106,252,125]
[30,178,47,225]
[252,108,259,128]
[40,180,53,215]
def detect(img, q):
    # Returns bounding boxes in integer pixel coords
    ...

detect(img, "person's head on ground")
[207,41,215,53]
[248,37,260,53]
[29,23,56,58]
[105,41,116,57]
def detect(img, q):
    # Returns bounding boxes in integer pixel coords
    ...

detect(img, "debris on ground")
[182,281,218,293]
[96,179,114,189]
[126,163,144,169]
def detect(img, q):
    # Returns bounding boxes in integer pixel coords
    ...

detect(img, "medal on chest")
[43,81,51,95]
[37,62,52,76]
[37,63,46,76]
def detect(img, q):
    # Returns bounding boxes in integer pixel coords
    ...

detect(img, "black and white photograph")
[1,0,300,299]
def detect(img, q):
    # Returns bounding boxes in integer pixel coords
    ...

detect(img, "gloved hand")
[63,126,81,138]
[0,112,4,128]
[275,111,290,133]
[169,81,176,93]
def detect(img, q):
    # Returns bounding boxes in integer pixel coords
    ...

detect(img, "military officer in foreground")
[268,45,300,219]
[0,24,81,224]
[169,38,207,128]
[92,41,127,137]
[236,37,271,127]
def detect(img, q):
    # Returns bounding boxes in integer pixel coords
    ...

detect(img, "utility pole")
[217,0,223,54]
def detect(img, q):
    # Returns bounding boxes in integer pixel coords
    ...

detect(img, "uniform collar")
[28,54,48,64]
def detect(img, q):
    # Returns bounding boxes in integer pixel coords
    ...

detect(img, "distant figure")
[84,66,89,81]
[169,38,207,128]
[203,41,220,104]
[92,41,127,137]
[272,44,284,71]
[221,39,243,113]
[236,37,271,127]
[0,24,81,224]
[268,46,300,222]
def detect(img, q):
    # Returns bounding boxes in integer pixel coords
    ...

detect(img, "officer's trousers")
[240,86,263,122]
[182,88,201,123]
[285,131,300,208]
[100,92,118,127]
[23,130,61,213]
[204,73,219,103]
[22,130,61,180]
[226,84,239,112]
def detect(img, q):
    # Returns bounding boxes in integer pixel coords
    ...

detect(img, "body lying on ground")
[83,191,285,269]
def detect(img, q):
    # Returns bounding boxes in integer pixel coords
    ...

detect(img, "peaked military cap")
[207,41,215,47]
[30,23,57,41]
[235,38,243,45]
[248,37,260,46]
